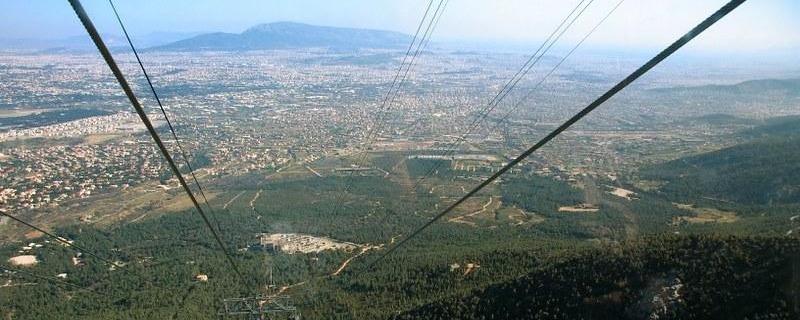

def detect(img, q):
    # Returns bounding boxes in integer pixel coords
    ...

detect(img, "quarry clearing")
[606,186,637,200]
[8,255,38,267]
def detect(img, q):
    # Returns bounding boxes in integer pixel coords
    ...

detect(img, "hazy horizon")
[1,0,799,54]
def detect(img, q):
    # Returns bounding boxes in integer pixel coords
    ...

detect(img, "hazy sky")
[2,0,799,52]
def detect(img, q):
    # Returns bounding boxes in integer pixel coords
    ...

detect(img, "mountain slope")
[640,117,800,205]
[399,236,800,320]
[645,78,800,116]
[153,22,412,51]
[651,78,800,97]
[741,115,800,138]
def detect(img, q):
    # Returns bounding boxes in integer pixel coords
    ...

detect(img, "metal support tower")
[218,295,300,320]
[219,259,300,319]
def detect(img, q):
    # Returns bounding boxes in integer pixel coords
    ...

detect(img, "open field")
[81,133,123,145]
[496,206,545,226]
[558,204,600,213]
[673,203,739,224]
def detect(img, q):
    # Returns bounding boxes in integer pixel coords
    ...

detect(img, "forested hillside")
[400,236,800,320]
[742,115,800,138]
[653,78,800,97]
[640,117,800,205]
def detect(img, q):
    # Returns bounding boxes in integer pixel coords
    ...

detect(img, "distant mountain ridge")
[651,78,800,96]
[0,32,201,51]
[153,22,412,51]
[644,78,800,116]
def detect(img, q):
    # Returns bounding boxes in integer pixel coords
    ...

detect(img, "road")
[222,190,246,210]
[305,165,323,177]
[249,190,262,210]
[448,196,495,225]
[332,247,373,276]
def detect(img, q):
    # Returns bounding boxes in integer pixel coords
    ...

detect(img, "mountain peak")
[243,21,315,34]
[155,21,412,51]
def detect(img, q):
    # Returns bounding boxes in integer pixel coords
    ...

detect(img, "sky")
[1,0,798,53]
